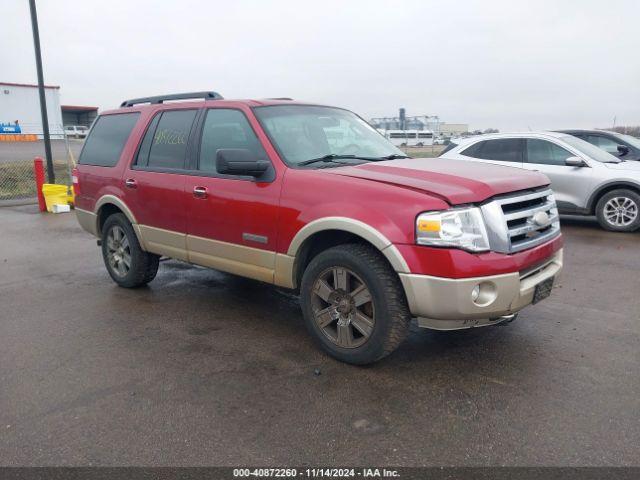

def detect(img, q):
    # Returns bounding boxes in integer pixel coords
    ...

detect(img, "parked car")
[73,92,563,364]
[556,129,640,162]
[440,132,640,232]
[64,125,89,138]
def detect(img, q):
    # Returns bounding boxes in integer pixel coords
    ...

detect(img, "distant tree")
[483,128,499,134]
[605,126,640,138]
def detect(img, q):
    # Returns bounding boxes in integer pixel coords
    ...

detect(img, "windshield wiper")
[298,154,358,166]
[298,153,410,166]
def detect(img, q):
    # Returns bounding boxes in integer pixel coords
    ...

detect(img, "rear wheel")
[101,213,159,288]
[300,244,411,365]
[595,189,640,232]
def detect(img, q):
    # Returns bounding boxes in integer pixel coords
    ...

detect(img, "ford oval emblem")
[532,211,551,227]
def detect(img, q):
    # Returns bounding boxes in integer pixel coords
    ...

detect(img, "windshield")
[560,135,621,163]
[612,132,640,149]
[253,105,405,166]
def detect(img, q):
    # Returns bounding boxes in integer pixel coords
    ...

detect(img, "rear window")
[79,113,140,167]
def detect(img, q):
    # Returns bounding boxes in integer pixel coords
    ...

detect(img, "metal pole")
[29,0,55,183]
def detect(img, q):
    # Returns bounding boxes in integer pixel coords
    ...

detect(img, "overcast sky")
[2,0,639,131]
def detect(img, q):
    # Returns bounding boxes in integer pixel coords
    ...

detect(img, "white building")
[0,82,64,138]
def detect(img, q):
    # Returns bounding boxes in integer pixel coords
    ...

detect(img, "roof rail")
[120,91,224,107]
[267,97,293,100]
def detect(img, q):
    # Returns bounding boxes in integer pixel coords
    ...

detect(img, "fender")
[274,217,410,289]
[87,195,146,249]
[586,180,640,213]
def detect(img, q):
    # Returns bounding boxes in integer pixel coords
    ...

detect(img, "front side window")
[526,139,573,165]
[198,109,267,173]
[79,113,140,167]
[253,105,403,166]
[141,109,197,169]
[462,139,522,162]
[586,135,621,155]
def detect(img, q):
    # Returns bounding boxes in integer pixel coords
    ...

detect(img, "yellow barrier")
[42,184,74,212]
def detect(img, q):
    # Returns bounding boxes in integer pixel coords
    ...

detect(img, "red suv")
[74,92,563,364]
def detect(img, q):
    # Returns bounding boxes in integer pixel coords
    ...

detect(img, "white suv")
[440,132,640,232]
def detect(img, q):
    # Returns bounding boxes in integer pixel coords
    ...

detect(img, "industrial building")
[0,81,97,139]
[370,108,468,138]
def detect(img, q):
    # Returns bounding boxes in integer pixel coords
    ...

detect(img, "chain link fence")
[0,123,80,202]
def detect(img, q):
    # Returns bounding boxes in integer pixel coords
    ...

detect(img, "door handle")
[125,178,137,189]
[193,186,208,199]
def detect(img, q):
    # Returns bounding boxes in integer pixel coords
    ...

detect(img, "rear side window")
[462,139,522,162]
[460,140,485,158]
[137,109,197,169]
[78,113,140,167]
[198,109,267,173]
[526,139,573,165]
[439,142,458,155]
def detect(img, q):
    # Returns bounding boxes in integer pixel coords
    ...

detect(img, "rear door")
[121,108,199,260]
[183,107,282,283]
[521,138,599,212]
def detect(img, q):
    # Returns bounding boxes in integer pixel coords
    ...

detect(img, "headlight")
[416,207,490,252]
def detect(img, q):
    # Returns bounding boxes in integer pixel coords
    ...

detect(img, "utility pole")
[29,0,55,183]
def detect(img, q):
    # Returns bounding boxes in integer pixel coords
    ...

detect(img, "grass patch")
[0,161,71,200]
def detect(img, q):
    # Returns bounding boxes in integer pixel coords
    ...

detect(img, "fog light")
[471,282,497,306]
[471,285,480,302]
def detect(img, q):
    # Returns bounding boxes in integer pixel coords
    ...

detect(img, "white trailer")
[381,129,434,147]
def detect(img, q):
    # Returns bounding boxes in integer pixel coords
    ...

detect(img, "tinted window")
[146,110,197,169]
[586,135,620,155]
[460,140,485,158]
[135,114,161,167]
[526,139,573,165]
[199,109,267,172]
[79,113,139,167]
[478,139,522,161]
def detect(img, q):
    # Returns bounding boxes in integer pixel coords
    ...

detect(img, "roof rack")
[120,91,224,107]
[267,97,293,100]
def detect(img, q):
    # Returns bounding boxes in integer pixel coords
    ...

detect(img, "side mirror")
[565,156,587,167]
[216,149,270,177]
[617,145,630,156]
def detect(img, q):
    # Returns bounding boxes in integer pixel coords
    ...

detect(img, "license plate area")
[532,276,554,304]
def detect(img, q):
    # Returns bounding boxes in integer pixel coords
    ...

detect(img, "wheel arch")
[282,217,409,290]
[94,196,146,248]
[587,182,640,214]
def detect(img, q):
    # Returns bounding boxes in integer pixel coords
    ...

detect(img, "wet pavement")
[0,205,638,466]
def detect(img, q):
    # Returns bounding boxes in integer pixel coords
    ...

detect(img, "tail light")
[71,167,80,195]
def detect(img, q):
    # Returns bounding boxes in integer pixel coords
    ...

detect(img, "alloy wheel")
[310,267,375,349]
[603,196,638,227]
[106,225,131,277]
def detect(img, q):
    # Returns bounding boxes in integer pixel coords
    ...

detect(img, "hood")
[604,160,640,174]
[324,158,550,205]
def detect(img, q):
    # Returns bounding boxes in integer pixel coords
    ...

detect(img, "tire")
[300,244,411,365]
[101,213,160,288]
[595,189,640,232]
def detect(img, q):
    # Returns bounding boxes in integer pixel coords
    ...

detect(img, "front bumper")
[399,249,563,330]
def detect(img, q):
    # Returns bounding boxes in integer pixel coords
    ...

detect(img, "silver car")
[440,132,640,232]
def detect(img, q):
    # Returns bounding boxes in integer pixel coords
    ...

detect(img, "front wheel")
[101,213,160,288]
[300,244,411,365]
[595,189,640,232]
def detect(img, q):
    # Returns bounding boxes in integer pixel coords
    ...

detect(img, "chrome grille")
[481,188,561,254]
